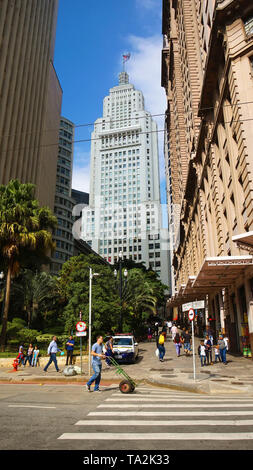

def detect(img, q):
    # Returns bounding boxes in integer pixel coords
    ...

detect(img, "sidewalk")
[1,334,253,395]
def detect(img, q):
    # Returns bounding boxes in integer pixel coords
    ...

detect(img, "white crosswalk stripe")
[57,387,253,442]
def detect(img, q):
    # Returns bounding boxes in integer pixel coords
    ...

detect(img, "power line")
[0,117,253,156]
[0,100,253,141]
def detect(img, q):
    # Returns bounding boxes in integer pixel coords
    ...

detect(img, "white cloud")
[72,146,90,192]
[126,34,167,182]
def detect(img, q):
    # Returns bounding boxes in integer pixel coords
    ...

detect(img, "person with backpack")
[158,332,166,362]
[65,335,75,366]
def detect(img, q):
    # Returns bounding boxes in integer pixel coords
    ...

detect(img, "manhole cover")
[150,369,174,372]
[231,382,244,385]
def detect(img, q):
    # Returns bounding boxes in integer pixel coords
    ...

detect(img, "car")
[111,334,139,364]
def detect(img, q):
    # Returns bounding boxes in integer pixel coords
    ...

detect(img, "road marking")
[8,405,56,409]
[58,432,253,440]
[89,411,253,416]
[75,419,253,426]
[106,397,253,403]
[98,403,253,409]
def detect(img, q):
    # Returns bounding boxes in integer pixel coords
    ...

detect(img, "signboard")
[76,331,87,337]
[188,308,195,321]
[182,301,205,312]
[76,321,87,332]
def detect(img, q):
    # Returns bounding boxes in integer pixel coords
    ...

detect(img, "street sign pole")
[192,318,196,382]
[89,268,92,377]
[188,308,196,382]
[79,311,82,375]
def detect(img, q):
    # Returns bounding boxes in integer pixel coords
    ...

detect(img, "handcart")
[108,356,137,393]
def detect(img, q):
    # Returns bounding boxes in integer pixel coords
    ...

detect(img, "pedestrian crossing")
[58,386,253,443]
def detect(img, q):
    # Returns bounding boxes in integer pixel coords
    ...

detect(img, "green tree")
[0,180,57,351]
[58,254,120,339]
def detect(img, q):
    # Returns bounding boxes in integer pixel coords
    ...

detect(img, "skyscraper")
[51,117,75,275]
[0,0,62,210]
[81,71,169,286]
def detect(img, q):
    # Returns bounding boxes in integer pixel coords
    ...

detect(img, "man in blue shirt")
[86,335,105,392]
[44,336,63,373]
[65,335,75,365]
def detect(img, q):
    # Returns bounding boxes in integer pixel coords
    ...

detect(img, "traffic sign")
[188,308,195,321]
[76,321,87,332]
[76,331,87,337]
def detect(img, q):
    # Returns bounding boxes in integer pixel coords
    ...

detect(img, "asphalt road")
[1,383,253,451]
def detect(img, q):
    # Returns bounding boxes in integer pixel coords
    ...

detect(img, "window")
[245,16,253,37]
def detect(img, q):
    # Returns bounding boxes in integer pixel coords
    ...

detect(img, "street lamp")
[88,267,100,377]
[114,255,128,333]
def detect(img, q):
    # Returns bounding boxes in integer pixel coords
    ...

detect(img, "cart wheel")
[119,380,133,394]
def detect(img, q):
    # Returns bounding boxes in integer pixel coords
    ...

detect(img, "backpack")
[158,335,165,345]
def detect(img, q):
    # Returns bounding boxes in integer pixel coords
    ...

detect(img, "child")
[214,345,221,363]
[198,340,206,367]
[32,346,40,367]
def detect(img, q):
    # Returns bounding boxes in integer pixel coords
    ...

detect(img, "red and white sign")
[188,308,195,321]
[76,321,87,332]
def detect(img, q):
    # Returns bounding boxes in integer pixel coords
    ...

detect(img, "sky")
[54,0,167,209]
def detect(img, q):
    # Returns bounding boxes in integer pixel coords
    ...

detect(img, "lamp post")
[114,254,128,333]
[88,268,99,377]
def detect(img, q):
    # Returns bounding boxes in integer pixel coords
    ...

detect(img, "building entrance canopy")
[167,256,253,308]
[193,256,253,288]
[232,232,253,253]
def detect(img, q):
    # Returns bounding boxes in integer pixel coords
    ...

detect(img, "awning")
[167,256,253,308]
[232,231,253,253]
[193,256,253,288]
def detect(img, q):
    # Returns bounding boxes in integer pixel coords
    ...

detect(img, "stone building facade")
[162,0,253,354]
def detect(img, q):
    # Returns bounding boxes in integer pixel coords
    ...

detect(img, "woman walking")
[24,344,34,366]
[174,332,182,357]
[158,332,166,362]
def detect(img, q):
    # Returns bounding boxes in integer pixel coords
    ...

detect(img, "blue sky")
[54,0,167,211]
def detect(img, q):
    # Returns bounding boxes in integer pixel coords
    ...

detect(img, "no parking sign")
[188,308,195,321]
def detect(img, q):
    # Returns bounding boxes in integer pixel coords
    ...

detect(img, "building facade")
[51,117,75,275]
[162,0,253,354]
[81,72,170,286]
[0,0,62,210]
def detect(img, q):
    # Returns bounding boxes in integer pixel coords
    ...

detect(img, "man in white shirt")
[44,336,63,373]
[171,324,178,341]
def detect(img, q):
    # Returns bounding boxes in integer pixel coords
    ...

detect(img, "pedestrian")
[171,323,178,341]
[65,335,75,366]
[154,322,159,339]
[168,320,172,333]
[161,321,167,340]
[158,331,166,362]
[17,344,25,367]
[147,326,153,342]
[198,340,206,367]
[204,335,212,365]
[43,336,63,373]
[105,335,114,367]
[214,345,221,363]
[86,335,106,392]
[174,332,182,357]
[224,333,229,352]
[24,343,33,367]
[183,329,192,356]
[218,335,227,364]
[32,346,40,367]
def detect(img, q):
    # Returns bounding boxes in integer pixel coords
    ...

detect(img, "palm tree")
[0,180,57,351]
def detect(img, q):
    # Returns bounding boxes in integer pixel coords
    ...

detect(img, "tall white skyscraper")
[81,71,169,286]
